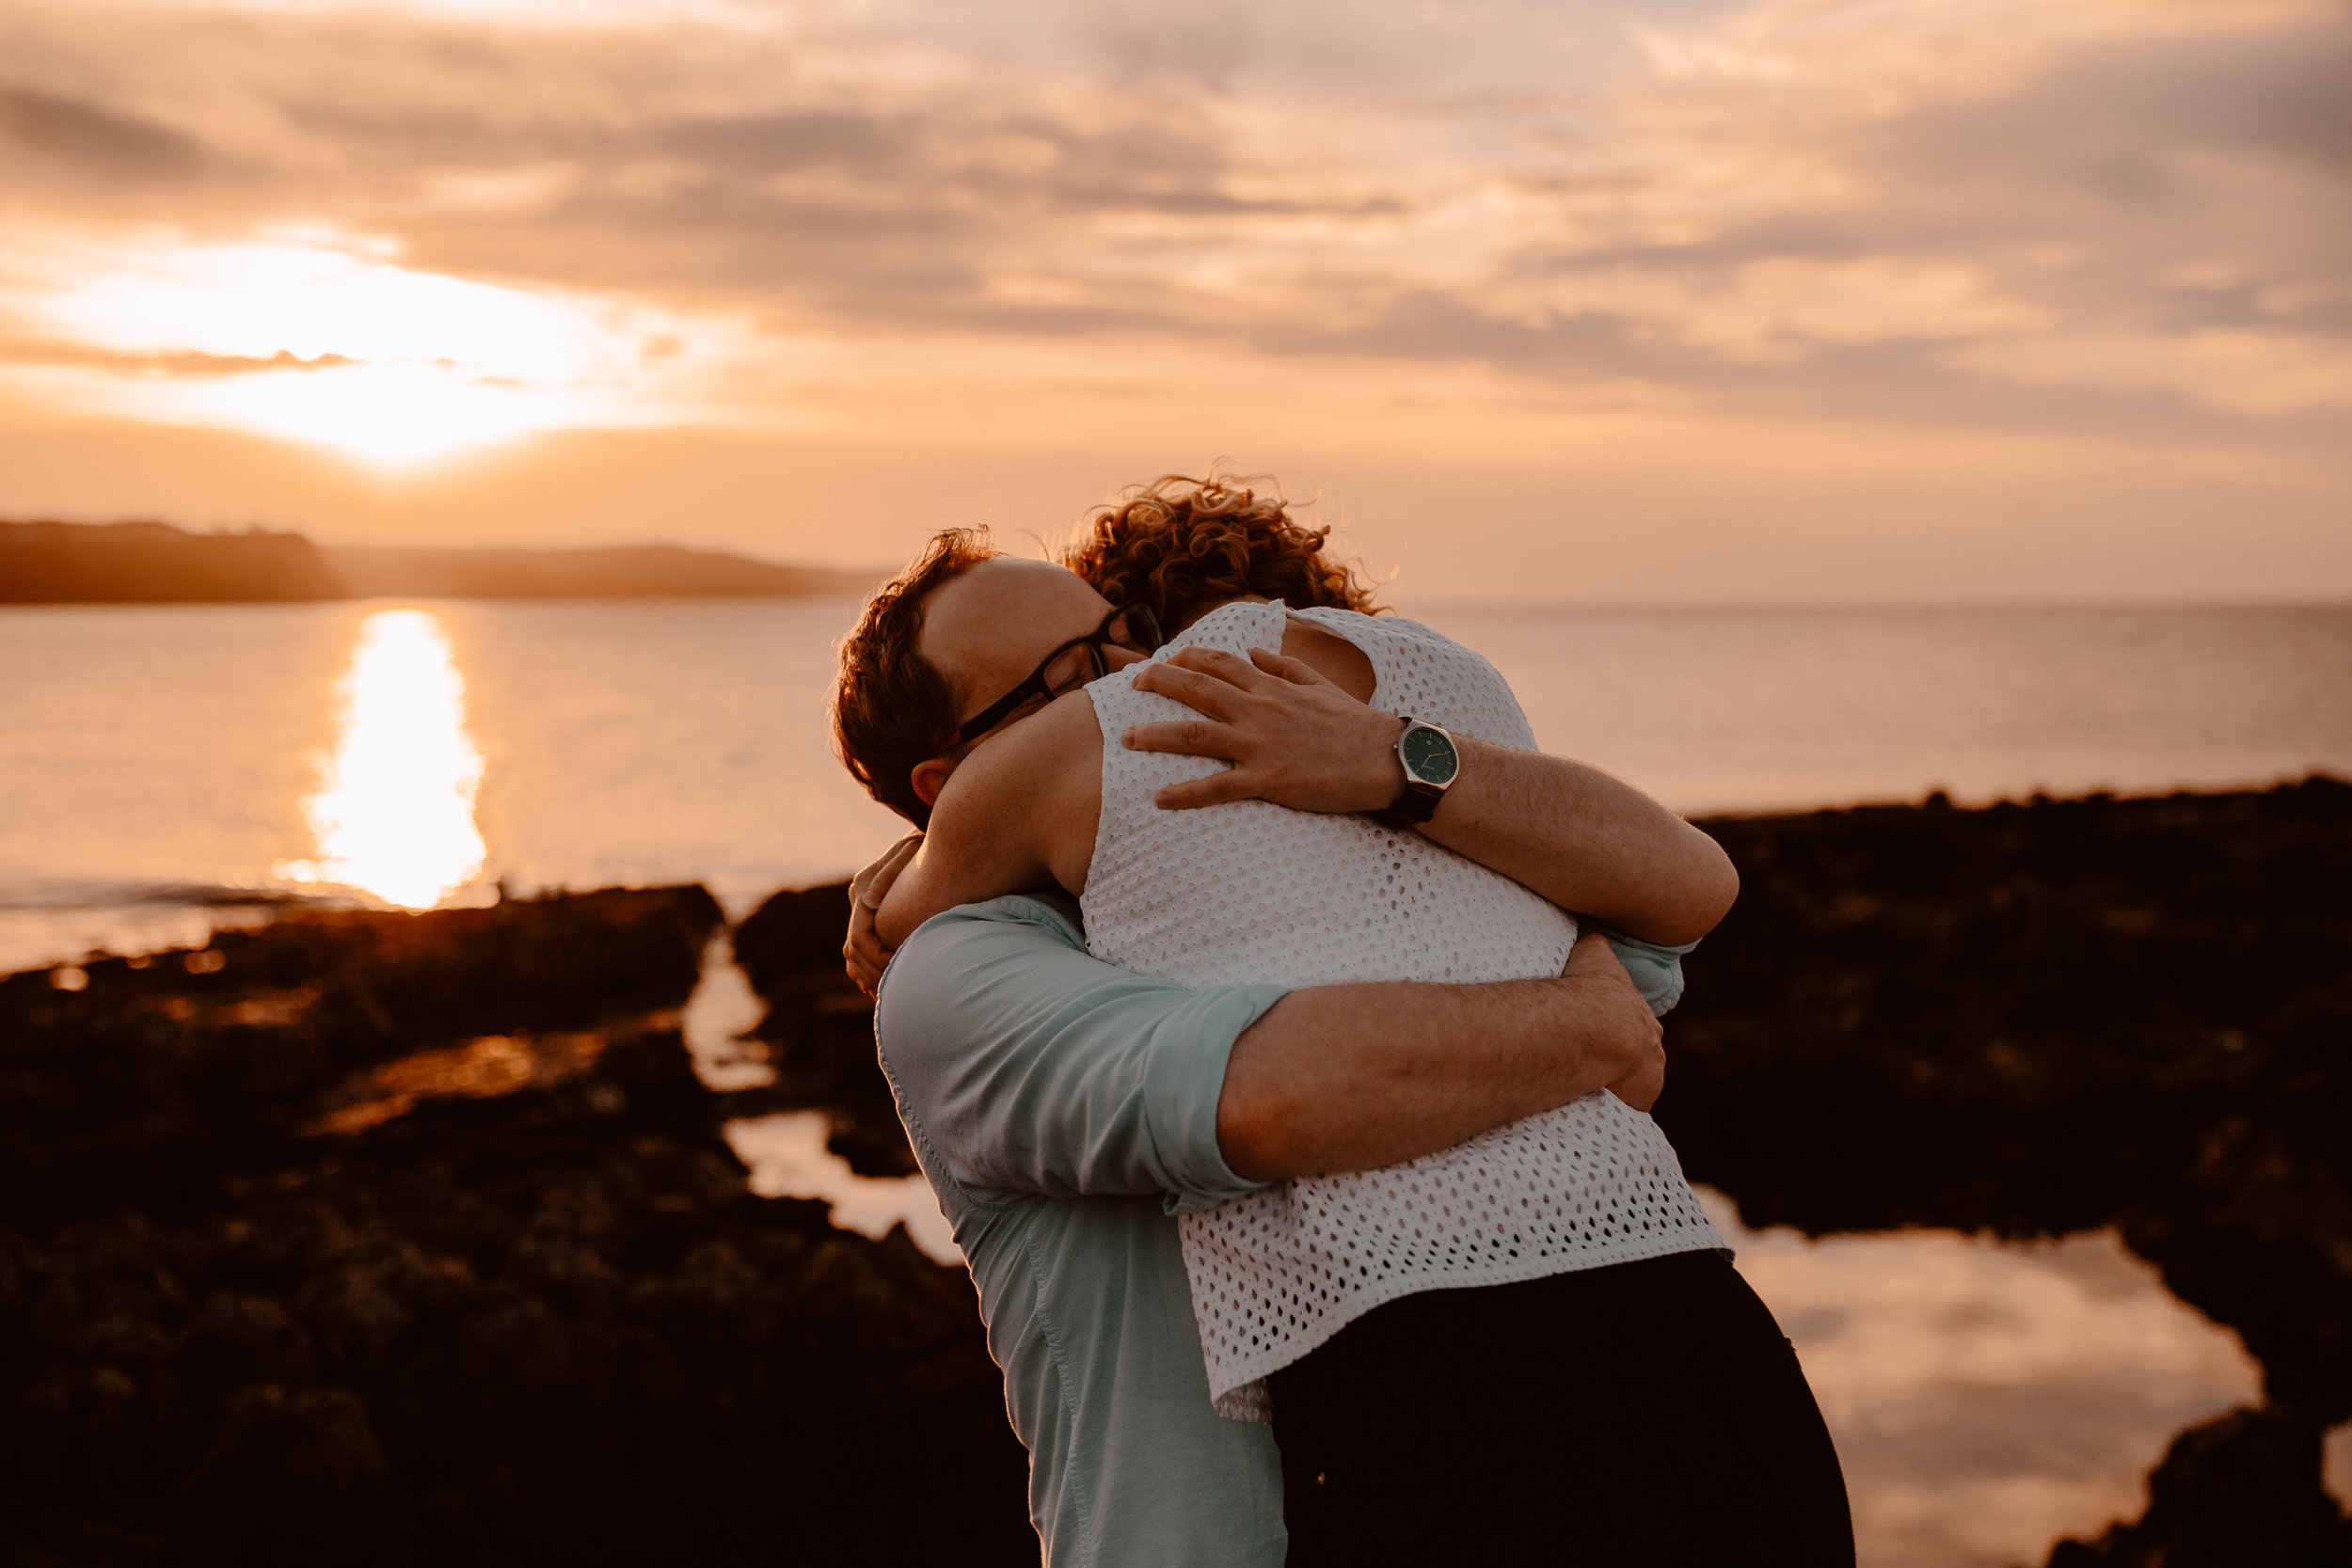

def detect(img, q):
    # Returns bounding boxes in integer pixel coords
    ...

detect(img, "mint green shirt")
[872,894,1691,1568]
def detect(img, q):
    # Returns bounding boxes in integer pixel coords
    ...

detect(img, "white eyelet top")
[1082,600,1726,1421]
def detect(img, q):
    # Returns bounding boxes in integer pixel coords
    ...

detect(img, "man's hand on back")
[1124,646,1406,814]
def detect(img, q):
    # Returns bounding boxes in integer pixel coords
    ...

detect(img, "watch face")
[1400,723,1459,786]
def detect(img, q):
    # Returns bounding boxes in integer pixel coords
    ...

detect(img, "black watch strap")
[1372,716,1449,830]
[1373,786,1442,830]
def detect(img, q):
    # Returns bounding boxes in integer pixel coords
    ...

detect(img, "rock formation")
[0,889,1030,1566]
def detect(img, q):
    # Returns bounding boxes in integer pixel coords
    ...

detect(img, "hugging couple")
[828,475,1853,1567]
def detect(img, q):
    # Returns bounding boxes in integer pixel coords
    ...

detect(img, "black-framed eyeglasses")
[940,602,1164,751]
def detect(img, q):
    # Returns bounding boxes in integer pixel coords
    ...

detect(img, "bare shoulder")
[927,688,1104,893]
[1280,613,1376,703]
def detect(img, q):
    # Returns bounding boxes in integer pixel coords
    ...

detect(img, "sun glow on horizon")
[0,229,732,465]
[280,609,488,909]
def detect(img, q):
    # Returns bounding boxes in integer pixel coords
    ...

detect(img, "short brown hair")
[831,528,1000,827]
[1061,473,1381,630]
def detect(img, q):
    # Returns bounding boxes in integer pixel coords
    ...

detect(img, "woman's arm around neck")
[872,689,1105,949]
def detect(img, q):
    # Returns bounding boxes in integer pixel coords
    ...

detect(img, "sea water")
[3,597,2345,974]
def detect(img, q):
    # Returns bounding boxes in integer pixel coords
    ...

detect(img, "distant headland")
[0,519,882,603]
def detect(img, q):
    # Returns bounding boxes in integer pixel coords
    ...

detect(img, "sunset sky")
[2,0,2345,602]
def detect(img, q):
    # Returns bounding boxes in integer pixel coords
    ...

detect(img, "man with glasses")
[835,533,1168,830]
[828,532,1740,1566]
[933,600,1163,755]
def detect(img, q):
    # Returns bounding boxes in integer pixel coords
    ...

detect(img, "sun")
[187,360,608,467]
[3,228,723,467]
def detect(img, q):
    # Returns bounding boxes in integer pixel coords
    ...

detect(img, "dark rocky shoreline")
[2,780,2347,1564]
[0,889,1030,1566]
[1661,776,2352,1566]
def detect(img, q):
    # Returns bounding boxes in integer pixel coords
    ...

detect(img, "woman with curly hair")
[833,472,1851,1566]
[1059,473,1383,635]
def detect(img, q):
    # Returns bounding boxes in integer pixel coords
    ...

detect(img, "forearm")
[1216,971,1646,1181]
[875,785,1061,950]
[876,695,1100,949]
[872,846,968,949]
[1424,738,1737,946]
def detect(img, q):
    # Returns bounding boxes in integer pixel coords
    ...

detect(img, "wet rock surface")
[0,889,1029,1567]
[727,883,918,1178]
[2046,1407,2350,1568]
[1658,777,2352,1565]
[0,887,723,1223]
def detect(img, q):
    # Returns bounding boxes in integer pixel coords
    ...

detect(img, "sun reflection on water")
[279,609,486,909]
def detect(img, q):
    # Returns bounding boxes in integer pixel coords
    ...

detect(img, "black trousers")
[1266,1249,1855,1567]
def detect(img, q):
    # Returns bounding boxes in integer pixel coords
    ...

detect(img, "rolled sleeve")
[1601,928,1698,1016]
[875,895,1286,1213]
[1139,988,1276,1215]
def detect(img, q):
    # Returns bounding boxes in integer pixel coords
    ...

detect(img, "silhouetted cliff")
[326,545,874,599]
[0,520,877,604]
[0,521,342,603]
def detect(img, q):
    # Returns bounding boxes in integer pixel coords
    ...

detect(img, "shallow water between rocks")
[674,929,2345,1568]
[728,1105,2342,1568]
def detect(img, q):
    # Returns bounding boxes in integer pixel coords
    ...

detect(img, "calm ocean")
[4,597,2348,974]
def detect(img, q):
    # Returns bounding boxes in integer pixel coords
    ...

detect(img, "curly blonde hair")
[1060,473,1381,631]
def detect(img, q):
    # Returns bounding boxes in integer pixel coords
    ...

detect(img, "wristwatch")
[1372,717,1460,830]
